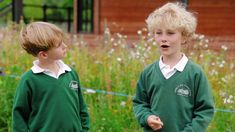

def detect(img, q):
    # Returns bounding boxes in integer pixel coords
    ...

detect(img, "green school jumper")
[133,60,214,132]
[13,69,89,132]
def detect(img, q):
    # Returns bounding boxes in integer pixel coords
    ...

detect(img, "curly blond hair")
[146,2,197,43]
[20,22,65,56]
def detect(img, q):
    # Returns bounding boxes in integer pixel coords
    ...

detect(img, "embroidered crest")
[175,84,191,97]
[69,81,79,91]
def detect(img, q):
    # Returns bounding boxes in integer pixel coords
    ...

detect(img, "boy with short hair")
[13,22,90,131]
[133,2,214,132]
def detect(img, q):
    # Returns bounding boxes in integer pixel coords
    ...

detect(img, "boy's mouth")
[161,45,170,48]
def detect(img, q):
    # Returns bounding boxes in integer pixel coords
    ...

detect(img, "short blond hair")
[20,22,65,56]
[146,2,197,42]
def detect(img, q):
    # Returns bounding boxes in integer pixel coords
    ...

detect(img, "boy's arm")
[77,78,90,131]
[78,89,90,131]
[133,73,152,127]
[71,68,90,131]
[183,71,215,132]
[12,79,31,131]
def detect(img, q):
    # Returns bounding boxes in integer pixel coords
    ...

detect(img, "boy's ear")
[38,51,48,59]
[181,36,187,45]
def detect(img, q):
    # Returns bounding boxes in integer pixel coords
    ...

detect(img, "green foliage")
[23,0,73,22]
[0,23,234,131]
[0,0,73,24]
[0,77,17,132]
[0,0,12,25]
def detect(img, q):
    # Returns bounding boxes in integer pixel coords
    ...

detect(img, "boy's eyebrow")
[155,29,162,31]
[166,29,175,31]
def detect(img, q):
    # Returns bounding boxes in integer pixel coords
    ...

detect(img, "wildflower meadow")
[0,23,234,131]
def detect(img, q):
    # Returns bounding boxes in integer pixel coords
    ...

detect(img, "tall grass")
[0,23,234,131]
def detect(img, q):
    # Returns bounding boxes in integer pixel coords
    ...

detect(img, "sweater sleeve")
[183,69,215,132]
[77,75,90,131]
[133,72,152,127]
[12,78,31,132]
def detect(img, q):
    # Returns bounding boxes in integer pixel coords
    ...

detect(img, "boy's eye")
[167,32,175,35]
[155,32,162,35]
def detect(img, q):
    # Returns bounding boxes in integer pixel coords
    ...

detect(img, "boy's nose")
[160,34,167,43]
[160,37,167,43]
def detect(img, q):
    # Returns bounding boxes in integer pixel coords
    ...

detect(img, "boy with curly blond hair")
[133,2,214,132]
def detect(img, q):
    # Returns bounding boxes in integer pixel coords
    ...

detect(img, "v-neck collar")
[155,61,181,81]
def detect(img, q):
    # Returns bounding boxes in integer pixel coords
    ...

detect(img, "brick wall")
[95,0,235,36]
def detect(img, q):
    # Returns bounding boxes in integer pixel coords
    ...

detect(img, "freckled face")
[154,28,185,58]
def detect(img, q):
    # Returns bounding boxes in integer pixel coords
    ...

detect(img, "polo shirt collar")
[31,60,71,74]
[159,54,188,72]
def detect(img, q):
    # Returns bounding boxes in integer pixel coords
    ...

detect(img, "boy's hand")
[147,115,163,131]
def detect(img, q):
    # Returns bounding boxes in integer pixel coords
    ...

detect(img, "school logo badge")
[175,84,191,97]
[69,81,79,91]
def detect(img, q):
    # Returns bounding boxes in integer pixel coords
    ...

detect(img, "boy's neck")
[38,59,60,75]
[162,53,183,68]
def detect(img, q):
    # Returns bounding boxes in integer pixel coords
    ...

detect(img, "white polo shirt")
[31,60,71,79]
[159,54,188,79]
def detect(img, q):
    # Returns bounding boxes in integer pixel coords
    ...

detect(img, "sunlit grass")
[0,23,234,131]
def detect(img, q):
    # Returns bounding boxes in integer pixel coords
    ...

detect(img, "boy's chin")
[160,51,170,56]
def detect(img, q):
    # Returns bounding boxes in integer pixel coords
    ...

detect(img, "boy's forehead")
[154,24,179,31]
